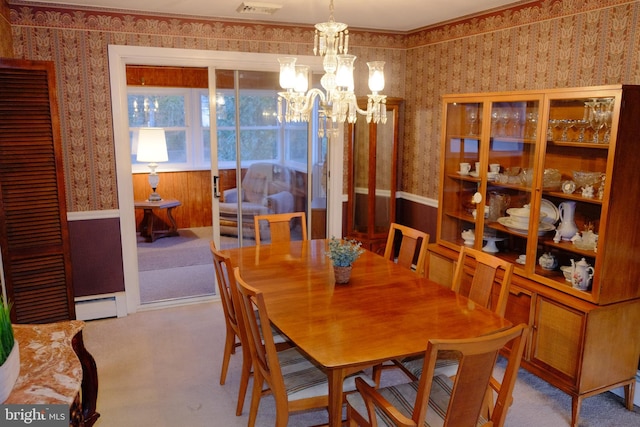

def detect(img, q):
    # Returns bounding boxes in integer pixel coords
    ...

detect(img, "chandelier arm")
[353,95,387,116]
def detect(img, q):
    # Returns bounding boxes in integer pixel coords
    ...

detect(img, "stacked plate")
[497,203,556,235]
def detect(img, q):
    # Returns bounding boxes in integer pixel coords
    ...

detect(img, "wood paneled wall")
[133,170,212,229]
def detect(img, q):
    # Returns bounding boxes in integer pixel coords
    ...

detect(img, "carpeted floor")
[137,227,213,272]
[137,227,216,303]
[84,301,640,427]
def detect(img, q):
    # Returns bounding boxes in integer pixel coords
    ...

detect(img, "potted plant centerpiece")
[0,295,19,403]
[326,237,365,284]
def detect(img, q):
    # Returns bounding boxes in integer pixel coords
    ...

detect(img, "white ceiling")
[22,0,529,32]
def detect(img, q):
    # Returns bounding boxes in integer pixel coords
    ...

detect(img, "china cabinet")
[346,98,402,253]
[430,85,640,427]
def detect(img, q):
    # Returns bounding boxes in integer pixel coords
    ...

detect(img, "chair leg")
[248,373,264,427]
[220,327,235,385]
[274,388,290,427]
[624,381,635,411]
[235,351,252,416]
[372,364,383,387]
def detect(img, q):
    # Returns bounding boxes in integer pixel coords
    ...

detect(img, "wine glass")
[559,119,573,141]
[466,109,479,135]
[499,110,511,136]
[573,119,589,142]
[600,98,614,142]
[588,100,606,143]
[525,112,538,139]
[491,110,500,135]
[510,110,522,137]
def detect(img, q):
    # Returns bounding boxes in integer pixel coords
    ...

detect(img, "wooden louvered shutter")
[0,58,75,323]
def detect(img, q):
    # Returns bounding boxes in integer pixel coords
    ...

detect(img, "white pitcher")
[557,201,578,241]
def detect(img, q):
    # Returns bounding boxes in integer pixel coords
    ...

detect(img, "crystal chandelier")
[277,0,387,137]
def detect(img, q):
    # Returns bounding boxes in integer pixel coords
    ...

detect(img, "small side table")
[134,199,181,242]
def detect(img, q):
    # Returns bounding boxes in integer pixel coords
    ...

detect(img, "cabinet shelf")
[448,134,480,141]
[488,181,532,192]
[540,238,597,258]
[447,173,480,183]
[543,190,603,205]
[491,136,536,144]
[444,210,475,223]
[548,140,610,149]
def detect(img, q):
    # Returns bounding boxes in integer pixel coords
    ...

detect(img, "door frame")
[108,45,339,314]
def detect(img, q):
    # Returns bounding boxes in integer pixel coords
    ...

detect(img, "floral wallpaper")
[402,0,640,199]
[7,0,640,211]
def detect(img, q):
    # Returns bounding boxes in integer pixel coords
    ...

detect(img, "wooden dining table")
[223,239,511,427]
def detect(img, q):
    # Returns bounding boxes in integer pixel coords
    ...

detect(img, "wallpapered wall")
[8,0,640,212]
[401,0,640,200]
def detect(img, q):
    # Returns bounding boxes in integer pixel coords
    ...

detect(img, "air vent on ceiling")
[236,2,283,15]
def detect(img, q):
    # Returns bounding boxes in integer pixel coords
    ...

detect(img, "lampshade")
[136,128,168,163]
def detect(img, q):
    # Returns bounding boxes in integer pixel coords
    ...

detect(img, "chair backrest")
[210,242,242,338]
[414,324,529,427]
[383,223,429,276]
[452,246,514,316]
[254,211,308,245]
[233,267,287,398]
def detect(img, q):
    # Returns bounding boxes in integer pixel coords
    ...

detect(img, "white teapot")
[570,258,594,290]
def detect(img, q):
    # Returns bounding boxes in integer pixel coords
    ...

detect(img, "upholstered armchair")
[219,162,295,239]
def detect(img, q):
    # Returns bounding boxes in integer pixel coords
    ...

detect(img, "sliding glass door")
[214,69,327,249]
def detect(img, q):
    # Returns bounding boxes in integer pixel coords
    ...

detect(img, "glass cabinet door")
[347,99,400,252]
[438,101,484,248]
[531,90,617,296]
[439,96,542,262]
[484,98,541,263]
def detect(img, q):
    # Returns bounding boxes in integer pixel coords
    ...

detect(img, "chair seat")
[400,350,461,379]
[346,374,489,427]
[277,347,376,401]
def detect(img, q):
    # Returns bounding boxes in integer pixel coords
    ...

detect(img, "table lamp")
[136,128,168,201]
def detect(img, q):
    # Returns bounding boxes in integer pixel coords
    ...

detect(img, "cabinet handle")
[213,175,221,199]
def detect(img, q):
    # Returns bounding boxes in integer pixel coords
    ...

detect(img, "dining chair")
[253,211,308,245]
[346,323,529,427]
[383,223,429,277]
[233,267,376,427]
[210,242,289,416]
[399,246,515,380]
[372,224,430,384]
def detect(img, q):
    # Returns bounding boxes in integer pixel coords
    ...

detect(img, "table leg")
[166,206,179,237]
[72,331,100,426]
[139,208,155,242]
[327,368,345,427]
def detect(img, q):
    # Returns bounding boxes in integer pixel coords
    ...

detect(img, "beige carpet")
[137,227,217,304]
[84,301,640,427]
[137,228,213,272]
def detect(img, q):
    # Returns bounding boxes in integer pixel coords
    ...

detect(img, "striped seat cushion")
[255,311,289,345]
[346,374,489,427]
[400,350,461,379]
[277,348,376,401]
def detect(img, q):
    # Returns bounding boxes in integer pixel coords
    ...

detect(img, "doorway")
[109,45,343,314]
[127,67,216,304]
